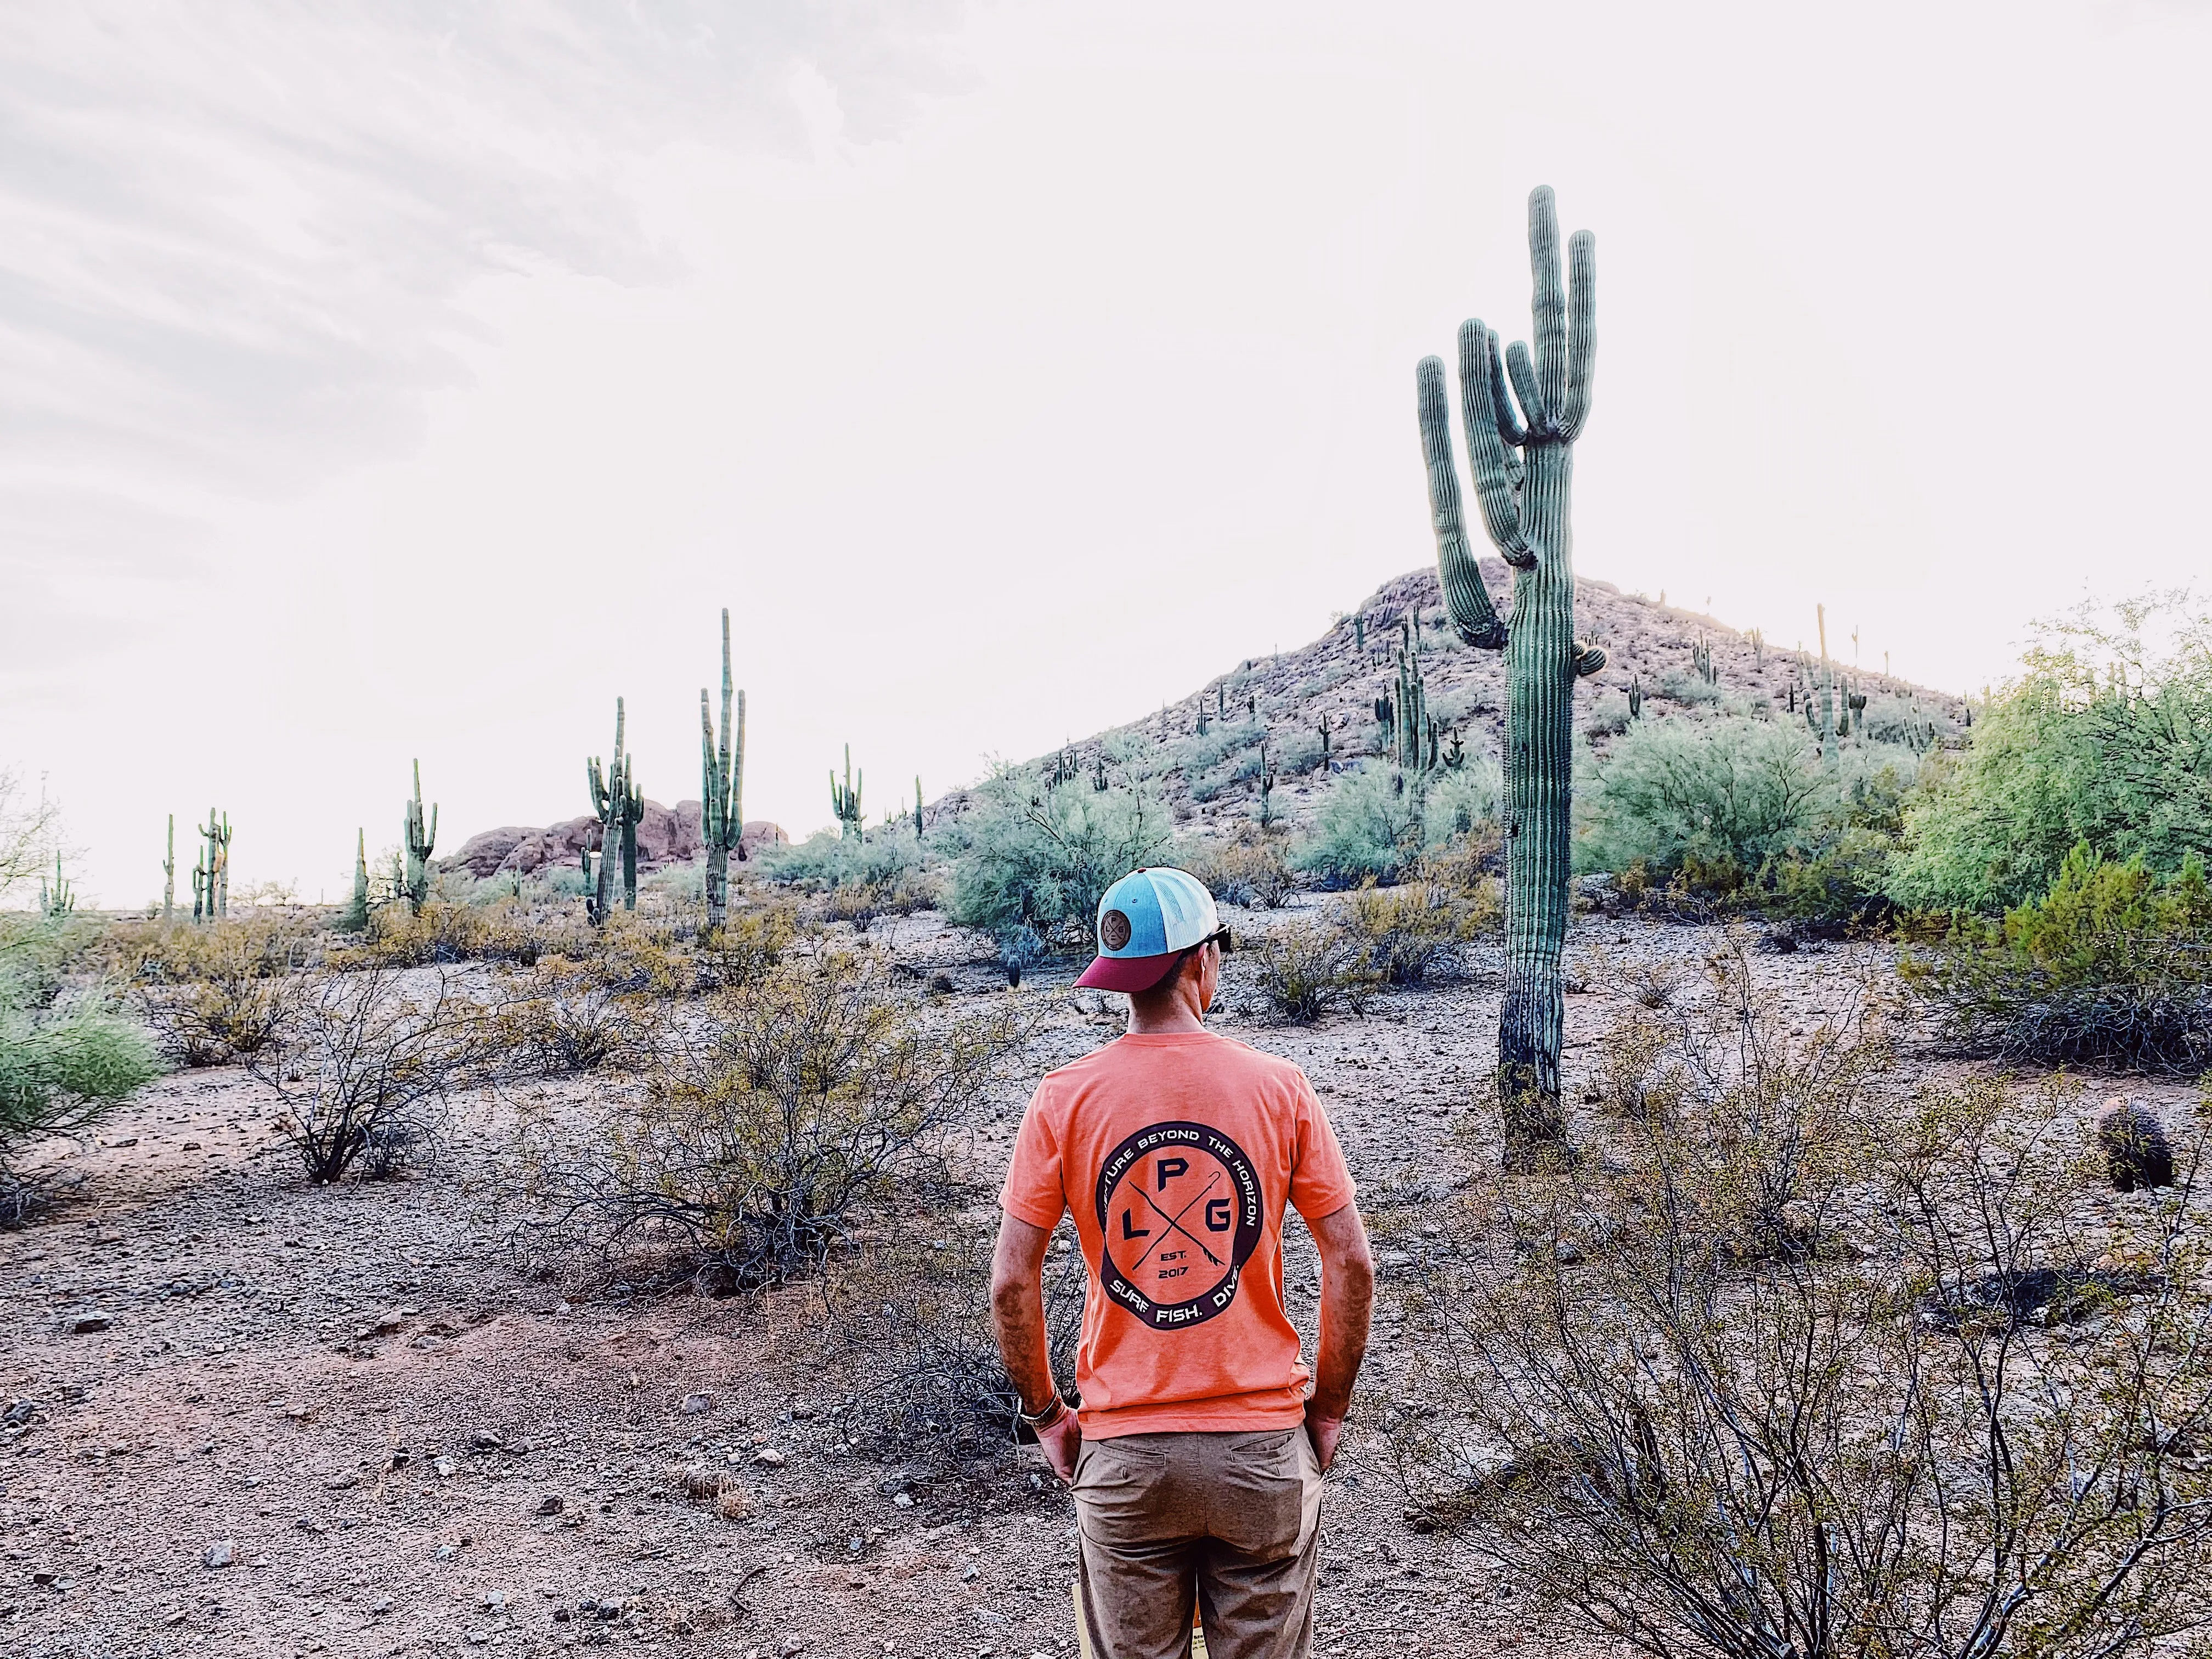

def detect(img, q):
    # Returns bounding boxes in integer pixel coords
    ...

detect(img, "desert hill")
[961,560,1967,836]
[445,563,1966,863]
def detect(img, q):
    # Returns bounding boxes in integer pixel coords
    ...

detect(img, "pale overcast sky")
[4,1,2208,904]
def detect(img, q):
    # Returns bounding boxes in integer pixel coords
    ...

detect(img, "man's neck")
[1126,987,1207,1035]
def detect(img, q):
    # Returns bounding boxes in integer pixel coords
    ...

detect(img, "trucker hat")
[1074,866,1226,992]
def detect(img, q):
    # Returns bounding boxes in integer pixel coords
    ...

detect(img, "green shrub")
[1577,716,1835,882]
[1240,916,1370,1023]
[1582,695,1632,739]
[1,975,162,1220]
[759,828,923,892]
[1892,594,2212,911]
[515,951,1027,1288]
[939,770,1173,947]
[1186,837,1298,910]
[1657,669,1721,706]
[1290,764,1423,888]
[1903,843,2212,1073]
[1421,763,1503,849]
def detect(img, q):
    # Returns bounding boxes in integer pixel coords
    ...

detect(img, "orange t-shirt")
[998,1030,1358,1439]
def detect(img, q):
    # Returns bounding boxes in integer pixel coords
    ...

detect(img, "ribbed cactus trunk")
[1416,186,1604,1167]
[1498,444,1580,1147]
[163,815,174,922]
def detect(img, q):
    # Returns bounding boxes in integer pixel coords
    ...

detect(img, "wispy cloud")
[0,2,959,496]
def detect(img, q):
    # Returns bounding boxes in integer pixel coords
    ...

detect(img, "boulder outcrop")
[444,802,785,879]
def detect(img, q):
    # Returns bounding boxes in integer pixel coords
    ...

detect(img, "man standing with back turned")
[991,867,1375,1659]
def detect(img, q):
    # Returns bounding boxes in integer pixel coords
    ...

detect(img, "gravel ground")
[4,909,2200,1659]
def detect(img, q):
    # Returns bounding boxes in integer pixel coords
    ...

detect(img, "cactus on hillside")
[40,854,73,918]
[1814,607,1839,764]
[1628,676,1644,720]
[1691,637,1717,687]
[831,746,865,839]
[587,702,644,921]
[403,761,437,910]
[699,608,747,931]
[162,815,175,922]
[1353,613,1365,653]
[1318,711,1333,766]
[1747,628,1765,668]
[1392,617,1436,772]
[341,830,370,932]
[1256,738,1279,828]
[914,776,927,837]
[1415,185,1605,1164]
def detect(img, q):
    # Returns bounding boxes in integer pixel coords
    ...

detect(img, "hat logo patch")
[1101,909,1133,951]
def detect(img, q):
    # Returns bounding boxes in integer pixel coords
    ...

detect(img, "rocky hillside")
[978,560,1967,837]
[444,805,786,879]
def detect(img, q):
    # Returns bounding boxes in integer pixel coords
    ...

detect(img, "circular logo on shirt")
[1094,1120,1265,1329]
[1099,909,1133,952]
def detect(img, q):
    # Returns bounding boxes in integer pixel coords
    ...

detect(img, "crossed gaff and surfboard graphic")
[1094,1120,1266,1328]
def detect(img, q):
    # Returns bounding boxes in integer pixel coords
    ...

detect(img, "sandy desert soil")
[4,907,2199,1659]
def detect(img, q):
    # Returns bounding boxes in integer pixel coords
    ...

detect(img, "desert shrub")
[1420,762,1503,849]
[1904,843,2212,1073]
[1187,837,1298,910]
[136,970,298,1066]
[1577,715,1835,882]
[337,900,562,968]
[830,1217,1087,1473]
[115,916,318,1065]
[245,966,495,1182]
[1240,915,1370,1023]
[1338,879,1497,986]
[1291,763,1423,888]
[1382,967,2212,1658]
[759,828,923,892]
[1656,668,1720,706]
[516,950,1027,1289]
[1893,592,2212,911]
[492,967,663,1075]
[549,917,695,997]
[1859,692,1945,747]
[695,904,797,990]
[1272,730,1325,776]
[0,980,162,1222]
[110,913,321,984]
[939,770,1173,947]
[1581,695,1632,739]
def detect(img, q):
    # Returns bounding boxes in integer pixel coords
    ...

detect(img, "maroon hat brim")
[1074,951,1181,992]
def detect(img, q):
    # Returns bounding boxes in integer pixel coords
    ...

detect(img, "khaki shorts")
[1070,1427,1324,1659]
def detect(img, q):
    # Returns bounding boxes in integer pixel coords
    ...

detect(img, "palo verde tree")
[1417,185,1605,1163]
[699,608,747,931]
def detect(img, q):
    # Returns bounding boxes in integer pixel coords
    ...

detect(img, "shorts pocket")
[1210,1430,1311,1558]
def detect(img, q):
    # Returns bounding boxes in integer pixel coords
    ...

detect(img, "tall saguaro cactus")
[588,699,645,923]
[831,747,864,840]
[1416,185,1605,1164]
[700,609,747,931]
[342,829,371,932]
[163,815,176,922]
[403,761,437,910]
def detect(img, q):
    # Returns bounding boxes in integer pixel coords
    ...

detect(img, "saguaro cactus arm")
[1418,358,1509,651]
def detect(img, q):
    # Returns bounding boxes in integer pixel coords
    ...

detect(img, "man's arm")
[1304,1201,1375,1471]
[990,1211,1081,1481]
